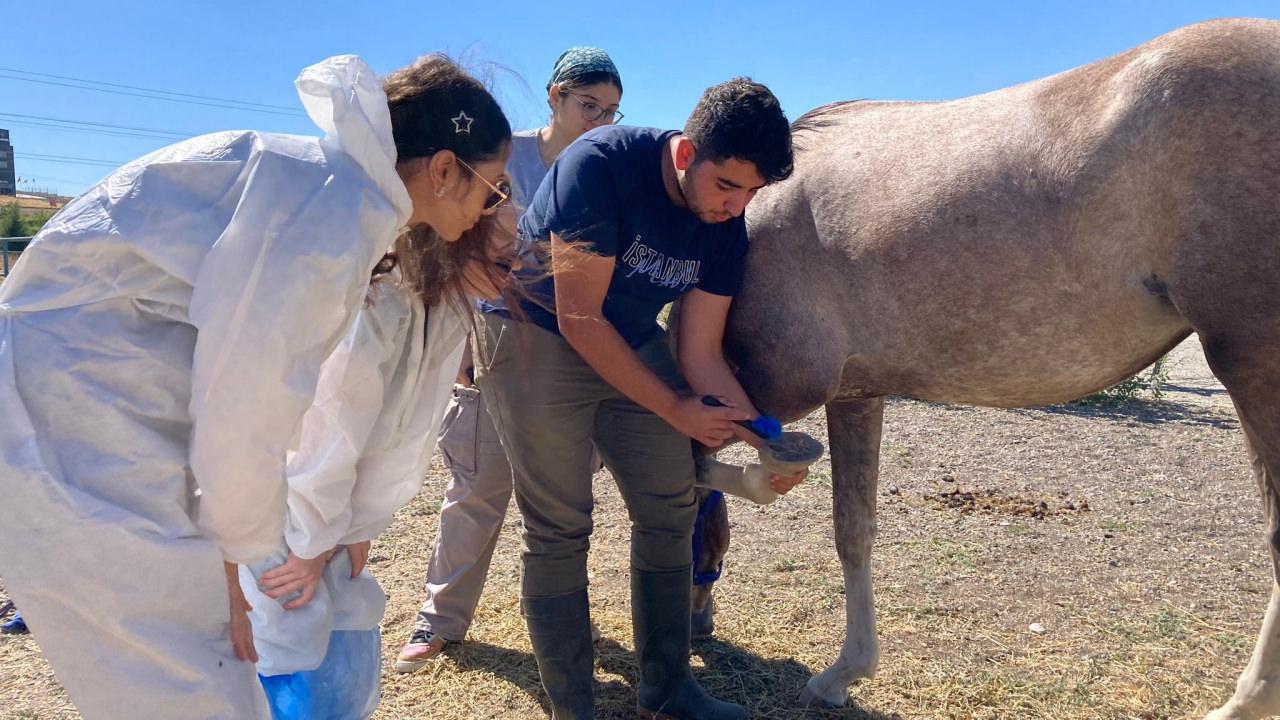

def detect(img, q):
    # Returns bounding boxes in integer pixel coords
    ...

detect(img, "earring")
[435,185,446,198]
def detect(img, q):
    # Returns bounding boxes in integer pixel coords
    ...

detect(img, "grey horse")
[696,18,1280,720]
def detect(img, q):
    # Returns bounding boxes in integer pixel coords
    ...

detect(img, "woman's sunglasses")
[457,158,511,213]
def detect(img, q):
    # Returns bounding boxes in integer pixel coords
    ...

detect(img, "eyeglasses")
[566,93,623,125]
[457,158,511,214]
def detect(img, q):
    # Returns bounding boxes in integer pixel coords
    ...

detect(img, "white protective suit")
[240,275,467,676]
[0,55,412,719]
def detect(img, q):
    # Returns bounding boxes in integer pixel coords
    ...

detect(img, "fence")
[1,236,30,279]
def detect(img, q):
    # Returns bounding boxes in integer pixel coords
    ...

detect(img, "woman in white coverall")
[0,53,512,719]
[235,55,518,720]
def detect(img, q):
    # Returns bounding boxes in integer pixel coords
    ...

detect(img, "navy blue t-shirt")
[497,125,748,348]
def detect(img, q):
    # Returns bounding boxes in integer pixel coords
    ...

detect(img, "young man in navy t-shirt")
[477,79,796,720]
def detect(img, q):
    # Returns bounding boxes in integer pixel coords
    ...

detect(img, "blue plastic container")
[259,628,381,720]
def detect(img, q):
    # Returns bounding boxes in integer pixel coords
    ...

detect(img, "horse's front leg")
[801,397,885,707]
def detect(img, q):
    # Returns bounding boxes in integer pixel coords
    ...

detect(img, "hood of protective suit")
[296,54,413,231]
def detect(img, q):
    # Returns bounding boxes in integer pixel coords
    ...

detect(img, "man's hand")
[259,550,333,610]
[769,468,808,494]
[668,396,749,448]
[733,423,810,494]
[224,562,258,663]
[345,540,372,578]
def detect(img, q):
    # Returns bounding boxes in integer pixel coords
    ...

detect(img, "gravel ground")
[1,336,1267,719]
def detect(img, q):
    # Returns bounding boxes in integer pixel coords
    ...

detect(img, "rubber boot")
[523,590,595,720]
[633,568,746,720]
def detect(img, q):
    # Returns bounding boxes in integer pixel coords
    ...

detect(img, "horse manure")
[924,487,1093,519]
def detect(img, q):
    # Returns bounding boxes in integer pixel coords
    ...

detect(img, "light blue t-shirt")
[508,128,550,210]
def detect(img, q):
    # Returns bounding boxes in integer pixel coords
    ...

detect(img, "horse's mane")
[790,100,869,136]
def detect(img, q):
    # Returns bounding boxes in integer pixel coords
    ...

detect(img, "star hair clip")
[452,111,474,135]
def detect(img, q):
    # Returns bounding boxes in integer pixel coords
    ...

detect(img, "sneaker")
[590,620,603,642]
[1,609,28,635]
[395,628,448,674]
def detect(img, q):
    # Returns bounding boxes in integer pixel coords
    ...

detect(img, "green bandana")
[547,47,620,90]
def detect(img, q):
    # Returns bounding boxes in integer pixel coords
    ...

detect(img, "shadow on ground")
[1033,397,1237,428]
[896,394,1235,429]
[442,637,899,720]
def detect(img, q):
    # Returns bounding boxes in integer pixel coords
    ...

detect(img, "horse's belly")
[885,289,1190,408]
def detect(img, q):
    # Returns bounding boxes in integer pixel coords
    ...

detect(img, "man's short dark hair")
[683,78,793,184]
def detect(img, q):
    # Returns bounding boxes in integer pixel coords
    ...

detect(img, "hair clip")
[452,111,474,134]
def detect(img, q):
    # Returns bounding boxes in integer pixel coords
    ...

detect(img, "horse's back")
[736,18,1280,410]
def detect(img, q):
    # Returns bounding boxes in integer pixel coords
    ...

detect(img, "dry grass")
[1,337,1267,719]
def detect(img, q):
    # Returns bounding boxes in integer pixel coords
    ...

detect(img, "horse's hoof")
[1204,703,1265,720]
[1203,691,1280,719]
[798,684,845,709]
[691,608,715,640]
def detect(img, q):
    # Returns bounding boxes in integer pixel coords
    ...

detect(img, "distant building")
[0,130,14,196]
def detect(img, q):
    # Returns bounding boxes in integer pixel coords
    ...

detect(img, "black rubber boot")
[633,568,746,720]
[523,590,595,720]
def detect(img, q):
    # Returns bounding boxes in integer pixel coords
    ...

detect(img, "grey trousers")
[413,386,514,641]
[475,314,697,599]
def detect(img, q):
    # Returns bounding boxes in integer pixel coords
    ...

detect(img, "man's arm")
[676,288,761,424]
[677,288,808,492]
[551,233,746,447]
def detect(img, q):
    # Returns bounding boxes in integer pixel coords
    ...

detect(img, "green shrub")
[18,210,53,236]
[0,203,54,237]
[1076,356,1169,404]
[0,202,20,237]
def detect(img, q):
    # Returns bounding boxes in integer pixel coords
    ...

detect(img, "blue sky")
[4,1,1278,196]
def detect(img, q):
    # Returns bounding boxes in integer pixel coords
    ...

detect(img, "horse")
[696,18,1280,719]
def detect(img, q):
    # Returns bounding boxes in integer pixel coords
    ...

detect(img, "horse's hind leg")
[1200,335,1280,720]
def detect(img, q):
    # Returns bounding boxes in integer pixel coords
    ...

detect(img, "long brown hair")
[374,214,522,321]
[371,54,516,316]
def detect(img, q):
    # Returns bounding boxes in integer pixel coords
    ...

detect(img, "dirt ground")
[1,336,1269,719]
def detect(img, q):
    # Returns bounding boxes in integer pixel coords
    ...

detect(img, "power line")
[0,70,306,118]
[4,119,186,142]
[0,66,302,113]
[17,157,115,168]
[21,152,124,163]
[0,112,191,138]
[16,152,124,168]
[0,73,304,118]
